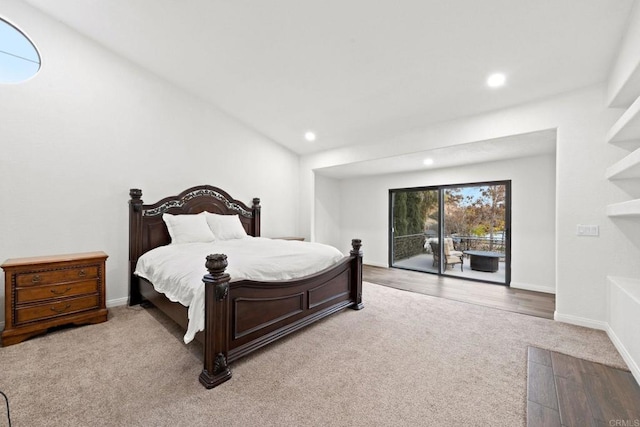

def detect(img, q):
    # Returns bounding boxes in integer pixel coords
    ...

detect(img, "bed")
[128,185,364,389]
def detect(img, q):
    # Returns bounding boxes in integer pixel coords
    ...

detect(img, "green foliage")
[471,224,487,236]
[445,185,505,238]
[394,184,507,252]
[393,190,438,237]
[394,192,408,236]
[406,192,423,235]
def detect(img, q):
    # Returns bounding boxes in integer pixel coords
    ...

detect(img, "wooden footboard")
[199,239,363,388]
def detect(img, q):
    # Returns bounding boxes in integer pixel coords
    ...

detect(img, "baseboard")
[552,313,638,381]
[606,324,640,384]
[510,281,555,294]
[364,261,389,268]
[107,297,129,307]
[554,311,608,331]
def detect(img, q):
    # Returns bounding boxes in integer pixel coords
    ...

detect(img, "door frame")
[389,180,511,286]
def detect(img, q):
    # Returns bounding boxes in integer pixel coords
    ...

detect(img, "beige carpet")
[0,282,626,427]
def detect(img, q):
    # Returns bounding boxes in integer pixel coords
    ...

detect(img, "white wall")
[314,175,342,249]
[301,86,636,329]
[0,2,299,317]
[331,154,556,293]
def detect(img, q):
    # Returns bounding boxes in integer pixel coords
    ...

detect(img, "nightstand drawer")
[15,294,99,324]
[16,280,99,304]
[16,266,99,287]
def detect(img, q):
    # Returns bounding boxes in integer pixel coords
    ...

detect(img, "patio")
[393,252,507,284]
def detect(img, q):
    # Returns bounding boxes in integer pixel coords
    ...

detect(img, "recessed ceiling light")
[487,73,506,88]
[423,158,434,166]
[304,131,316,142]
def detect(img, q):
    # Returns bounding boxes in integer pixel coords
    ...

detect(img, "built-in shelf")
[607,94,640,144]
[607,199,640,217]
[605,147,640,179]
[605,14,640,386]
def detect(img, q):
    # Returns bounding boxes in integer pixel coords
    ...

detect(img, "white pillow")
[162,213,215,244]
[204,212,248,240]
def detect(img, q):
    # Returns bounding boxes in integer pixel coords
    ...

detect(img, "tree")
[393,190,438,236]
[443,185,506,251]
[444,188,479,237]
[393,192,408,236]
[406,192,423,234]
[474,185,506,250]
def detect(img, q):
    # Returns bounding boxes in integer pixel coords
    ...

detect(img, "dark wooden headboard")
[128,185,260,305]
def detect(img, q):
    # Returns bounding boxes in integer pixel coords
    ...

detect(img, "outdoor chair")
[429,239,464,271]
[444,237,464,259]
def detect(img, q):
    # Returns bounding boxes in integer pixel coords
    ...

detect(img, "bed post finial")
[350,238,362,256]
[130,188,143,212]
[200,253,232,389]
[205,254,229,278]
[204,254,230,302]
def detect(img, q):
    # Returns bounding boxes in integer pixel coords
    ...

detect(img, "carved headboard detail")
[128,185,261,281]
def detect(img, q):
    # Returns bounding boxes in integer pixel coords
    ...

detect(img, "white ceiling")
[25,0,633,156]
[315,129,557,178]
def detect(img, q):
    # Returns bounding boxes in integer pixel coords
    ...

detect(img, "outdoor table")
[463,250,503,272]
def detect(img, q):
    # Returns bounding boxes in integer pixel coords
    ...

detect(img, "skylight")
[0,18,40,83]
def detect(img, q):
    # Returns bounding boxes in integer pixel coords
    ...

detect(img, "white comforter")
[134,237,344,343]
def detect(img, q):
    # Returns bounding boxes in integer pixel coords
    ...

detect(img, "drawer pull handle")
[32,275,41,283]
[78,270,86,277]
[50,304,71,314]
[51,287,72,295]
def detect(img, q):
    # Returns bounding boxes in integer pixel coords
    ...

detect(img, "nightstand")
[1,251,108,346]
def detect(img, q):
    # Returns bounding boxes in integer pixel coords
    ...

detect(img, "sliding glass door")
[390,189,439,273]
[389,181,511,285]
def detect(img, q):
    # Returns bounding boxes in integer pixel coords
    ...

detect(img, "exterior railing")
[451,236,506,253]
[393,233,506,262]
[393,233,506,261]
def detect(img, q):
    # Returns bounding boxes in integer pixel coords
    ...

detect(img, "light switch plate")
[576,224,599,236]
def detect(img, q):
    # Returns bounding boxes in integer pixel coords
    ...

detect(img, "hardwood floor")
[527,346,640,426]
[363,264,555,319]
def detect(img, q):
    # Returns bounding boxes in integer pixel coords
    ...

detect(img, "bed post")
[129,189,143,306]
[199,254,233,389]
[350,239,364,310]
[252,198,261,237]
